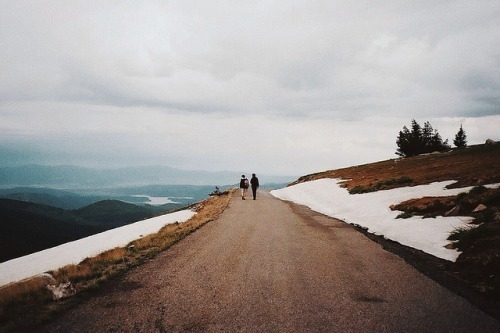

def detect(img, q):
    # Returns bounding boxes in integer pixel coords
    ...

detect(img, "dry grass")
[291,144,500,190]
[0,190,233,330]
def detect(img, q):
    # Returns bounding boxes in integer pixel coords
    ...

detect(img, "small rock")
[445,243,456,250]
[445,205,461,217]
[47,280,76,300]
[485,138,496,145]
[472,204,487,213]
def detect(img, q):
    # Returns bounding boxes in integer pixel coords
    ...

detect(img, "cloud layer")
[1,1,499,175]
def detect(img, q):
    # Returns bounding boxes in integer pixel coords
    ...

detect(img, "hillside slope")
[290,143,500,311]
[0,199,99,263]
[0,199,177,263]
[292,143,500,190]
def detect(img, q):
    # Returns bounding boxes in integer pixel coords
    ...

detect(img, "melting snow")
[0,210,195,286]
[271,179,478,262]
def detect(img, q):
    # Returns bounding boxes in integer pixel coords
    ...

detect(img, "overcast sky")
[1,1,499,176]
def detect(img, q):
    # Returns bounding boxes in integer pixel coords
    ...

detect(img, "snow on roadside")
[271,179,477,262]
[0,210,196,287]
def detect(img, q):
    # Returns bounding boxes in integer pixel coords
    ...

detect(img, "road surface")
[40,190,500,332]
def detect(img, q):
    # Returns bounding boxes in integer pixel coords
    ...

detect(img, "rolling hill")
[0,199,179,263]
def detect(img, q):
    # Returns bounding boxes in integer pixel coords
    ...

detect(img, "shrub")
[396,212,413,219]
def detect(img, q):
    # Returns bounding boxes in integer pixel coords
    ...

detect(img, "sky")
[0,1,499,176]
[0,178,485,286]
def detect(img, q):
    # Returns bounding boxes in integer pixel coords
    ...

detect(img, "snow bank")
[271,179,476,262]
[0,209,195,286]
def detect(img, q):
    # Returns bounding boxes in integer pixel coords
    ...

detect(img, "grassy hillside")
[0,199,178,263]
[292,143,500,190]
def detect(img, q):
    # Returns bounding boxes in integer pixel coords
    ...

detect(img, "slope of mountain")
[0,199,98,263]
[73,200,175,228]
[292,143,500,189]
[0,198,178,263]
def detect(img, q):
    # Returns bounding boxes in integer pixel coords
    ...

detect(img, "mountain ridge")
[0,198,180,263]
[0,164,295,187]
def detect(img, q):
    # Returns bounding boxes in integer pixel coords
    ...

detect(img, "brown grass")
[0,190,233,330]
[291,144,500,190]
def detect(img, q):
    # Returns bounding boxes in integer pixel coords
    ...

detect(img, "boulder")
[472,204,487,213]
[485,139,496,145]
[46,280,76,300]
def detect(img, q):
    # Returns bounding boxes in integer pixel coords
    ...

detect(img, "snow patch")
[0,209,195,286]
[271,179,477,262]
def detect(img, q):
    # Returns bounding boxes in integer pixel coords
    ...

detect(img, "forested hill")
[0,199,176,263]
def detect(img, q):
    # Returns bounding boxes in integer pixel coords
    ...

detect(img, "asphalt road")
[40,190,500,332]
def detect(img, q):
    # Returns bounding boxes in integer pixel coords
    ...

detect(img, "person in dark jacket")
[239,175,249,200]
[250,173,259,200]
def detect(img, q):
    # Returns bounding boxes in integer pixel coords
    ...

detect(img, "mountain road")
[40,190,500,332]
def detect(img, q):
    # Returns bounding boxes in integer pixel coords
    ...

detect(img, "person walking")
[250,173,259,200]
[239,175,249,200]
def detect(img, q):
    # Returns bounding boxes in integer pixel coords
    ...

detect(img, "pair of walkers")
[240,174,259,200]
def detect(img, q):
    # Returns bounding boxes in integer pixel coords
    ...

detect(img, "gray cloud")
[0,1,499,175]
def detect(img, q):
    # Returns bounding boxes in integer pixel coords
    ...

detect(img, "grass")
[291,143,500,191]
[0,190,234,331]
[395,211,414,219]
[349,176,413,194]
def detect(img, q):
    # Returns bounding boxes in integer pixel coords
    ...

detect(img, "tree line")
[396,120,467,157]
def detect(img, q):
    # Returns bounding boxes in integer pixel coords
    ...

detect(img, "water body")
[131,195,194,205]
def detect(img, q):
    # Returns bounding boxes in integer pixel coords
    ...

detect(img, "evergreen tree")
[396,126,411,157]
[453,124,467,148]
[396,119,450,157]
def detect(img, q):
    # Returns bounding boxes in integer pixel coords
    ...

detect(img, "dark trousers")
[251,187,257,199]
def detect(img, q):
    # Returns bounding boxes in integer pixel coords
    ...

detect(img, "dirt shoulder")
[352,224,500,321]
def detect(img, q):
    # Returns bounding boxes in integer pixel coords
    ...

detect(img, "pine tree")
[396,119,450,157]
[453,124,467,148]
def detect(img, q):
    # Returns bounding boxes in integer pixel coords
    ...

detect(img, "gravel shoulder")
[39,190,500,332]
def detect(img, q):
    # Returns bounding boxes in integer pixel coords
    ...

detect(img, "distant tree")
[396,119,450,157]
[453,124,467,148]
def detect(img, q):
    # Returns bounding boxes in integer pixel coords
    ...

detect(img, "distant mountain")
[74,200,178,228]
[0,185,217,210]
[0,187,106,209]
[0,198,179,263]
[0,164,296,187]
